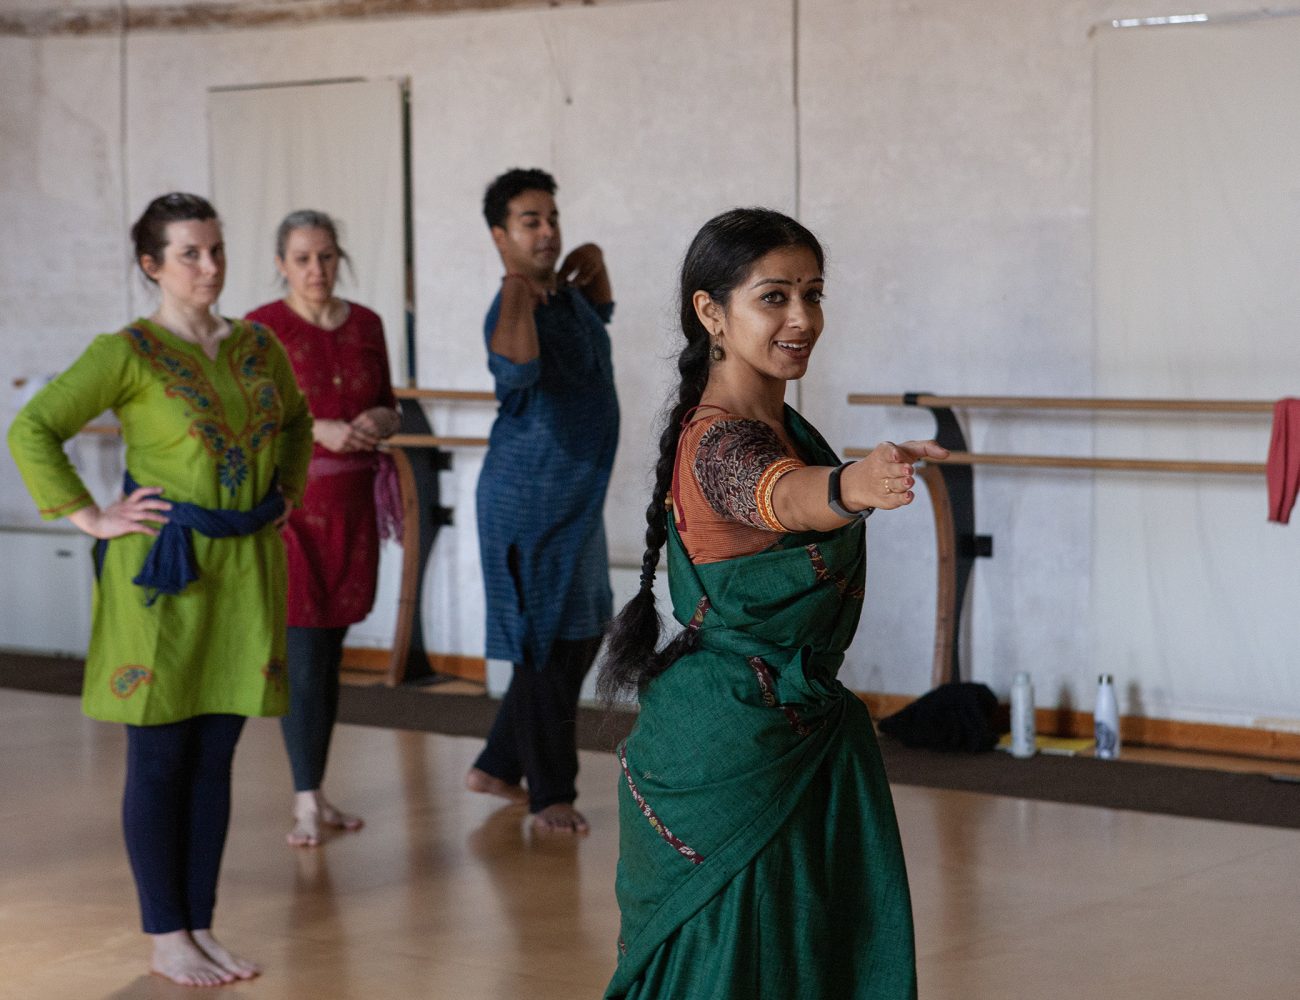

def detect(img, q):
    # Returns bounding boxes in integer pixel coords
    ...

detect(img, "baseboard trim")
[336,657,1300,762]
[857,691,1300,763]
[1035,706,1300,762]
[342,647,486,683]
[857,692,918,721]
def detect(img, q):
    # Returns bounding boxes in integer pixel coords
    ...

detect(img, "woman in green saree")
[598,208,946,999]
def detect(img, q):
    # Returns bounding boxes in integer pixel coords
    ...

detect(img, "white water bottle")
[1010,672,1036,758]
[1094,674,1121,760]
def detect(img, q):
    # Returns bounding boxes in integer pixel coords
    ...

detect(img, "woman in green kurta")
[7,193,312,987]
[598,209,947,998]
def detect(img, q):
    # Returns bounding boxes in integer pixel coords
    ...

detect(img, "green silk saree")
[605,409,916,999]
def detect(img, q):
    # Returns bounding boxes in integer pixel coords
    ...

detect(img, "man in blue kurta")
[467,168,620,832]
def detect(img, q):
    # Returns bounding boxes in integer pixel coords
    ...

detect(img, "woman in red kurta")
[247,210,401,847]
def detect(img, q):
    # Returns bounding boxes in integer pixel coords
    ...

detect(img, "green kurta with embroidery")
[606,410,916,1000]
[7,318,313,725]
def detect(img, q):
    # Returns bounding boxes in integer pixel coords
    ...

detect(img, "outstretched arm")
[690,417,947,536]
[771,440,950,532]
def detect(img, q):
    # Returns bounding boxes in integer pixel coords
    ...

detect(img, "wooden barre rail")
[385,387,498,686]
[74,429,491,450]
[842,449,1265,476]
[846,391,1277,690]
[75,388,495,439]
[387,434,488,449]
[63,388,493,690]
[394,387,495,402]
[848,393,1274,414]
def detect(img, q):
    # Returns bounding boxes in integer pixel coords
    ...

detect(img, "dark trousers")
[474,635,601,813]
[122,713,246,934]
[280,625,348,793]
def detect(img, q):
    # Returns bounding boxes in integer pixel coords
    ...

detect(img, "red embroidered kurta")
[246,300,397,627]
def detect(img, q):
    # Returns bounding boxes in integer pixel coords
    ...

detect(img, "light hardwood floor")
[2,688,1298,999]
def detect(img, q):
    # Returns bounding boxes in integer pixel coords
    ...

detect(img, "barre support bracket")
[909,392,992,686]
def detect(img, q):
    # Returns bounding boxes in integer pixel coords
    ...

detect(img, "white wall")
[799,0,1099,703]
[795,0,1300,731]
[1092,16,1300,727]
[2,1,1297,731]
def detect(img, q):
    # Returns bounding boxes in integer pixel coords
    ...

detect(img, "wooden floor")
[3,688,1299,999]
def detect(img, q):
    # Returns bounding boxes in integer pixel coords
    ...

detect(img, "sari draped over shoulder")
[606,409,916,1000]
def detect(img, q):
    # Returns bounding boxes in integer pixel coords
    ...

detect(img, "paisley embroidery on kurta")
[110,665,154,699]
[122,324,283,494]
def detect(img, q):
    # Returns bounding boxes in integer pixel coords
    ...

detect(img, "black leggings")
[473,636,601,813]
[280,625,348,793]
[122,714,245,934]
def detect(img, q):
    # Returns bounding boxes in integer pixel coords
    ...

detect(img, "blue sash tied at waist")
[121,471,285,606]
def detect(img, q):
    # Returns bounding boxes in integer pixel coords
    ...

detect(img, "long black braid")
[597,208,825,702]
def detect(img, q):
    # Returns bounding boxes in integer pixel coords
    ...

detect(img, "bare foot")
[149,930,235,987]
[286,808,321,847]
[287,790,363,847]
[317,794,364,833]
[191,928,261,980]
[530,803,590,834]
[465,767,528,805]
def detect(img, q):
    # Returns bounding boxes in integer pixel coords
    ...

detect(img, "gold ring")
[883,478,892,494]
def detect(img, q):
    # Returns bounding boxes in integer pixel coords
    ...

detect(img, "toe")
[287,818,321,847]
[321,807,364,831]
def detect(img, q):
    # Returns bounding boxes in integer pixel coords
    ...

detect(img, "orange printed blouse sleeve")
[691,417,805,532]
[6,334,134,520]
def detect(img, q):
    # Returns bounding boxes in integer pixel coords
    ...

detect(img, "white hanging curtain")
[208,78,407,383]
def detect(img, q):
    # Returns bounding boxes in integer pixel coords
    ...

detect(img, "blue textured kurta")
[477,286,619,667]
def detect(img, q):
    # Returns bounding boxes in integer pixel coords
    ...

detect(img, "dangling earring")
[710,332,725,362]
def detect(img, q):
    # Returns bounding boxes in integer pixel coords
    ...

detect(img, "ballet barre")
[385,386,493,686]
[61,386,498,687]
[387,434,490,448]
[846,393,1273,689]
[389,389,491,459]
[394,387,496,403]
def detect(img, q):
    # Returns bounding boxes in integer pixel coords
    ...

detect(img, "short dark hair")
[131,192,218,282]
[482,168,557,229]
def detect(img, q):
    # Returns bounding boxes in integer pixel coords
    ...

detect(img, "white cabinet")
[0,529,93,655]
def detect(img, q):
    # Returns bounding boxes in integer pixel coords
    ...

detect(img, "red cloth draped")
[1267,398,1300,525]
[246,300,397,626]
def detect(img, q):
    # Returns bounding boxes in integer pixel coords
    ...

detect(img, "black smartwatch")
[827,462,874,520]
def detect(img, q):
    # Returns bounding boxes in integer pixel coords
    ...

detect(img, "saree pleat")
[606,408,916,1000]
